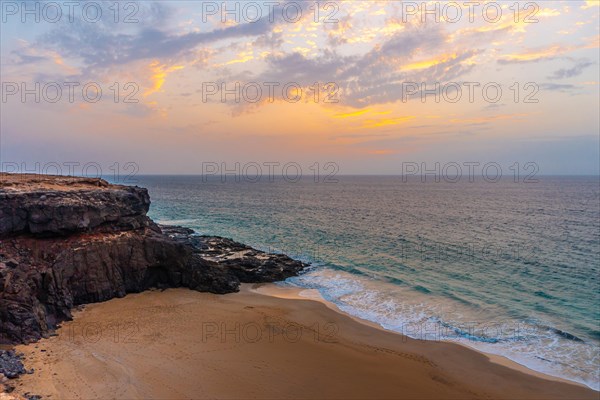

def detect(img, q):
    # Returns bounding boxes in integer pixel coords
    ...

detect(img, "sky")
[0,0,599,176]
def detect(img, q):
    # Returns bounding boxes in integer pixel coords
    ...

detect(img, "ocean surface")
[124,175,599,389]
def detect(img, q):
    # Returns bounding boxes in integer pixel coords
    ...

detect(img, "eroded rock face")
[0,174,307,344]
[162,226,305,291]
[0,175,151,236]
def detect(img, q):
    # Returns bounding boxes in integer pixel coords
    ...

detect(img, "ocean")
[124,175,599,389]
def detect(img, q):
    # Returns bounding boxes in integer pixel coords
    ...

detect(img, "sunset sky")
[1,0,599,175]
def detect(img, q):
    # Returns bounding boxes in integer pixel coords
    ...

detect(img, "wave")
[285,267,600,391]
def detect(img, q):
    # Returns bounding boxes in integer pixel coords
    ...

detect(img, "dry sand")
[12,285,598,400]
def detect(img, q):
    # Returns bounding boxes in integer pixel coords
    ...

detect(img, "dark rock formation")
[162,226,306,288]
[0,173,307,345]
[0,175,151,236]
[0,350,30,379]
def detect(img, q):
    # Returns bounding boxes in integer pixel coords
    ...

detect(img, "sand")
[12,285,597,400]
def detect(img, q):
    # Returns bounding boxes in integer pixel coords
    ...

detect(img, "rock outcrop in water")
[0,173,307,346]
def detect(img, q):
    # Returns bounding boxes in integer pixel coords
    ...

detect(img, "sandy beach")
[9,285,596,400]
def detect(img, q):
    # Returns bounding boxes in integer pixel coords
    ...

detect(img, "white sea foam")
[154,218,201,226]
[286,268,600,391]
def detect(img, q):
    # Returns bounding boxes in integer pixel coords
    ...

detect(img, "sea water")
[125,175,599,389]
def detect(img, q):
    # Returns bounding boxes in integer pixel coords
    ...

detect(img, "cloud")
[498,36,599,64]
[8,1,324,113]
[582,0,600,9]
[539,83,580,93]
[498,45,568,64]
[17,1,311,77]
[400,53,461,72]
[362,116,416,128]
[144,62,185,97]
[13,54,46,65]
[241,25,478,108]
[334,109,371,118]
[38,23,271,72]
[549,60,595,79]
[8,0,595,116]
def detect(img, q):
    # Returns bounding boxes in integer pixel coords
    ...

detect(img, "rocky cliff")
[0,173,306,345]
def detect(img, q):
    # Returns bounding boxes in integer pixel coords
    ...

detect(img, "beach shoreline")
[251,283,596,390]
[10,284,597,400]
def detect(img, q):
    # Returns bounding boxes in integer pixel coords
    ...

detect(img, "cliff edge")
[0,173,306,345]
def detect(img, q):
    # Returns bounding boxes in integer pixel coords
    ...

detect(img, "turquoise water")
[128,175,599,389]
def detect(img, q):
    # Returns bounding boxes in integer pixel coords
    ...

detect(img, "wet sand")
[12,285,597,400]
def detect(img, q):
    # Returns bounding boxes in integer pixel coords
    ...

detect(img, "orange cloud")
[144,62,185,97]
[587,34,600,49]
[499,36,598,63]
[537,8,561,17]
[450,6,560,40]
[334,109,371,118]
[224,49,255,65]
[500,45,565,63]
[52,55,79,75]
[582,1,599,9]
[401,53,458,71]
[363,116,416,128]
